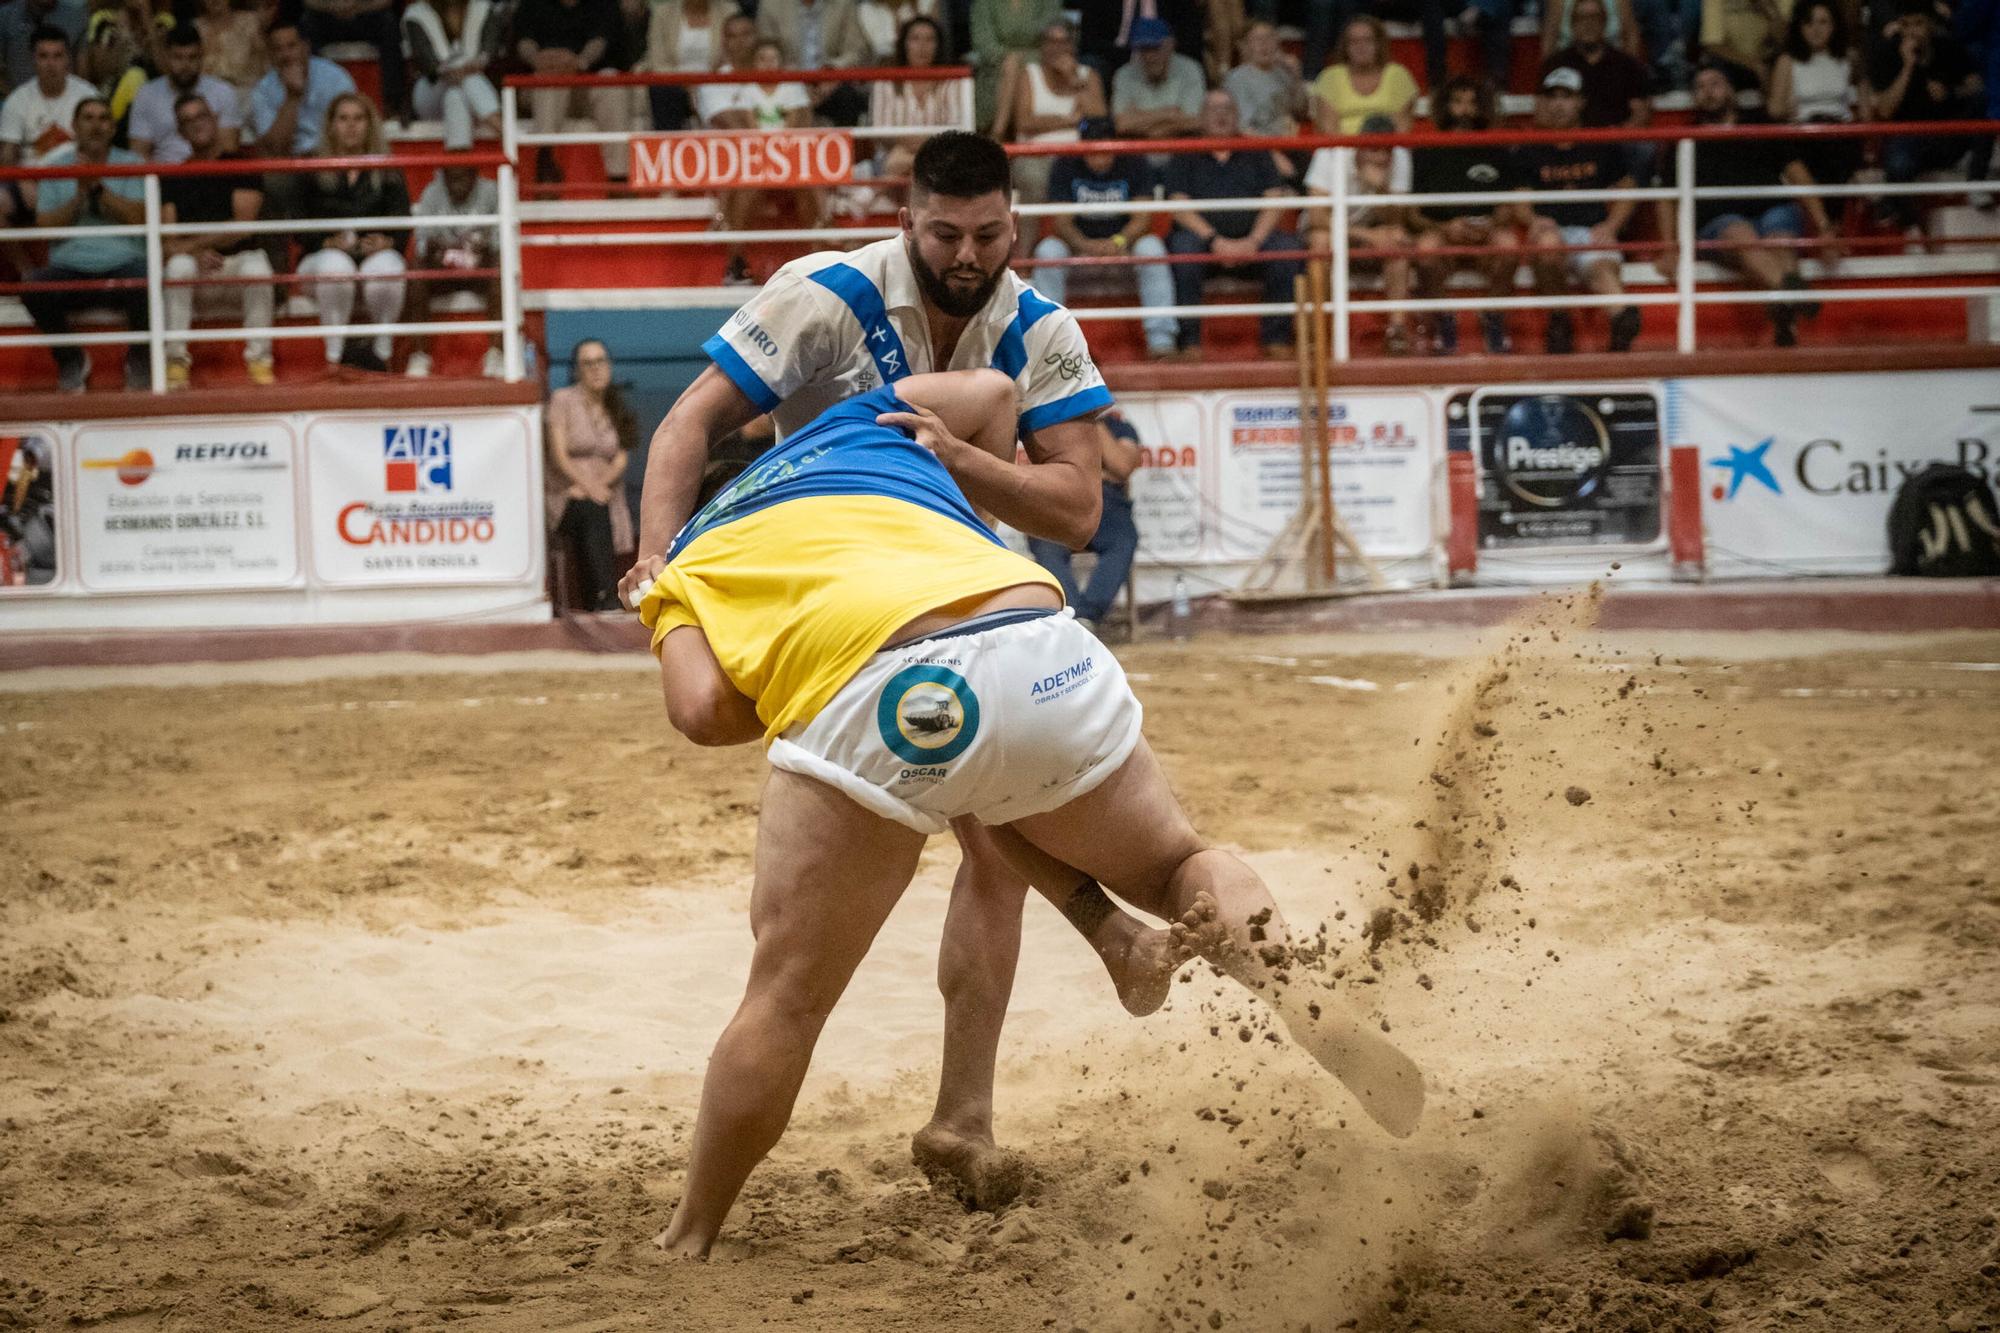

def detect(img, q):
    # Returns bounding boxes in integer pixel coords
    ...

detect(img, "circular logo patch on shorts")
[876,665,981,765]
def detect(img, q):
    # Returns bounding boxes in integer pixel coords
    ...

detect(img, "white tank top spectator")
[632,0,739,130]
[1009,18,1102,202]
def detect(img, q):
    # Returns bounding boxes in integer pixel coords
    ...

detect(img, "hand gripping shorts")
[767,607,1144,834]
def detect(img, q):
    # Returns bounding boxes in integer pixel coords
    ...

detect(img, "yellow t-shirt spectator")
[1311,61,1418,134]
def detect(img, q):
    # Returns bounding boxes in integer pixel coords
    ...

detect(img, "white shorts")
[1558,224,1620,280]
[768,608,1144,834]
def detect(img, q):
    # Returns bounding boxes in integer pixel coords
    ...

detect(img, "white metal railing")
[0,151,521,392]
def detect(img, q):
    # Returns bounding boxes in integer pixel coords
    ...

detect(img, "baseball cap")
[1129,16,1173,47]
[1079,115,1116,140]
[1540,66,1585,93]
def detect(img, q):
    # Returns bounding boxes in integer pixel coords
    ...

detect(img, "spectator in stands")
[1225,19,1306,138]
[79,0,167,131]
[1699,0,1790,83]
[1865,0,1983,230]
[404,157,503,379]
[299,0,405,123]
[1509,66,1642,353]
[129,22,239,161]
[1656,60,1838,345]
[1165,88,1304,358]
[1,0,88,96]
[757,0,871,125]
[404,0,506,145]
[695,9,755,120]
[1032,115,1178,359]
[1077,0,1200,82]
[632,0,739,132]
[160,91,273,388]
[1542,0,1645,61]
[195,0,267,104]
[1008,18,1103,201]
[2,26,95,270]
[1027,410,1141,634]
[1770,0,1860,187]
[1455,0,1521,96]
[857,0,945,59]
[970,0,1057,136]
[1110,16,1203,151]
[1,24,93,168]
[25,97,146,391]
[247,21,356,155]
[1543,0,1654,183]
[708,36,817,283]
[1408,74,1517,354]
[869,15,968,184]
[516,0,632,183]
[546,337,636,612]
[1303,114,1416,354]
[296,91,408,369]
[1311,16,1415,134]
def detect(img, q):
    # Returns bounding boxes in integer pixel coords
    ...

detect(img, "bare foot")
[650,1226,709,1260]
[911,1122,1028,1211]
[1108,925,1189,1017]
[1168,890,1235,967]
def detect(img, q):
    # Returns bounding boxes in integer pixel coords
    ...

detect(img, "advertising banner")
[1116,395,1205,563]
[72,418,299,591]
[1212,391,1433,562]
[1670,371,2000,575]
[1,429,60,591]
[1470,386,1662,549]
[306,412,536,586]
[630,130,855,191]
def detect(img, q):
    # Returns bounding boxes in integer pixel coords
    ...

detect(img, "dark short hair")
[72,95,110,125]
[265,18,304,43]
[29,22,70,50]
[174,90,212,117]
[910,131,1011,202]
[167,21,202,48]
[1434,73,1494,130]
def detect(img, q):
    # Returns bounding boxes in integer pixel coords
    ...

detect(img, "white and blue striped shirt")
[703,235,1113,441]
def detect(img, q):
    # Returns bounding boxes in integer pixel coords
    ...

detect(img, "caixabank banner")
[1464,386,1663,549]
[1668,371,2000,576]
[306,411,536,586]
[71,418,299,591]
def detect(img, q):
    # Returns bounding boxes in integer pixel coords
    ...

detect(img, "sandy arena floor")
[3,602,1998,1332]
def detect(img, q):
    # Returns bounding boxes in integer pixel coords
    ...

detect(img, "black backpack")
[1887,464,2000,577]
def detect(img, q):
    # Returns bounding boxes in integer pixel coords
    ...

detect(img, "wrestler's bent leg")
[1005,739,1426,1137]
[655,768,927,1257]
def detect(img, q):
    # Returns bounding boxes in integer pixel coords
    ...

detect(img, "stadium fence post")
[1675,136,1697,353]
[1329,148,1350,363]
[143,173,167,391]
[499,161,523,381]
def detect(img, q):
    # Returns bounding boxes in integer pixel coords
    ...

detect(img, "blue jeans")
[1882,130,1977,225]
[1167,227,1304,349]
[22,257,149,376]
[1028,485,1139,623]
[1699,202,1805,242]
[1033,232,1179,353]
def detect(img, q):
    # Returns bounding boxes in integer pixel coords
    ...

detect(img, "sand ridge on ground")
[2,609,1997,1331]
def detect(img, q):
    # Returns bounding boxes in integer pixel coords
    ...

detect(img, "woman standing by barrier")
[546,338,637,612]
[295,92,409,369]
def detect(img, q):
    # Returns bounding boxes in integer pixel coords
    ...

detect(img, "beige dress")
[545,386,636,552]
[199,9,269,102]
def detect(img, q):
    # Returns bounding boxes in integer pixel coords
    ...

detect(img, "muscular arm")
[619,364,763,605]
[657,624,764,746]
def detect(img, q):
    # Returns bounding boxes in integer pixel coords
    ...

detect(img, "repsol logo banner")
[630,130,855,191]
[306,410,537,588]
[1672,369,2000,577]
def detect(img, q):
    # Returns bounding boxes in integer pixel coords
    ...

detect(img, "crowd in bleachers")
[0,0,1992,386]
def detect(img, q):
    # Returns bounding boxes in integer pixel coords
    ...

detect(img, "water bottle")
[1168,574,1193,640]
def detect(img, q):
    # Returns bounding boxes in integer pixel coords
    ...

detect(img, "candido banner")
[306,411,536,586]
[1669,370,2000,576]
[71,417,299,591]
[630,130,855,191]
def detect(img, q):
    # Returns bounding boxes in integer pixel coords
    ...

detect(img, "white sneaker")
[405,350,432,379]
[481,346,505,379]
